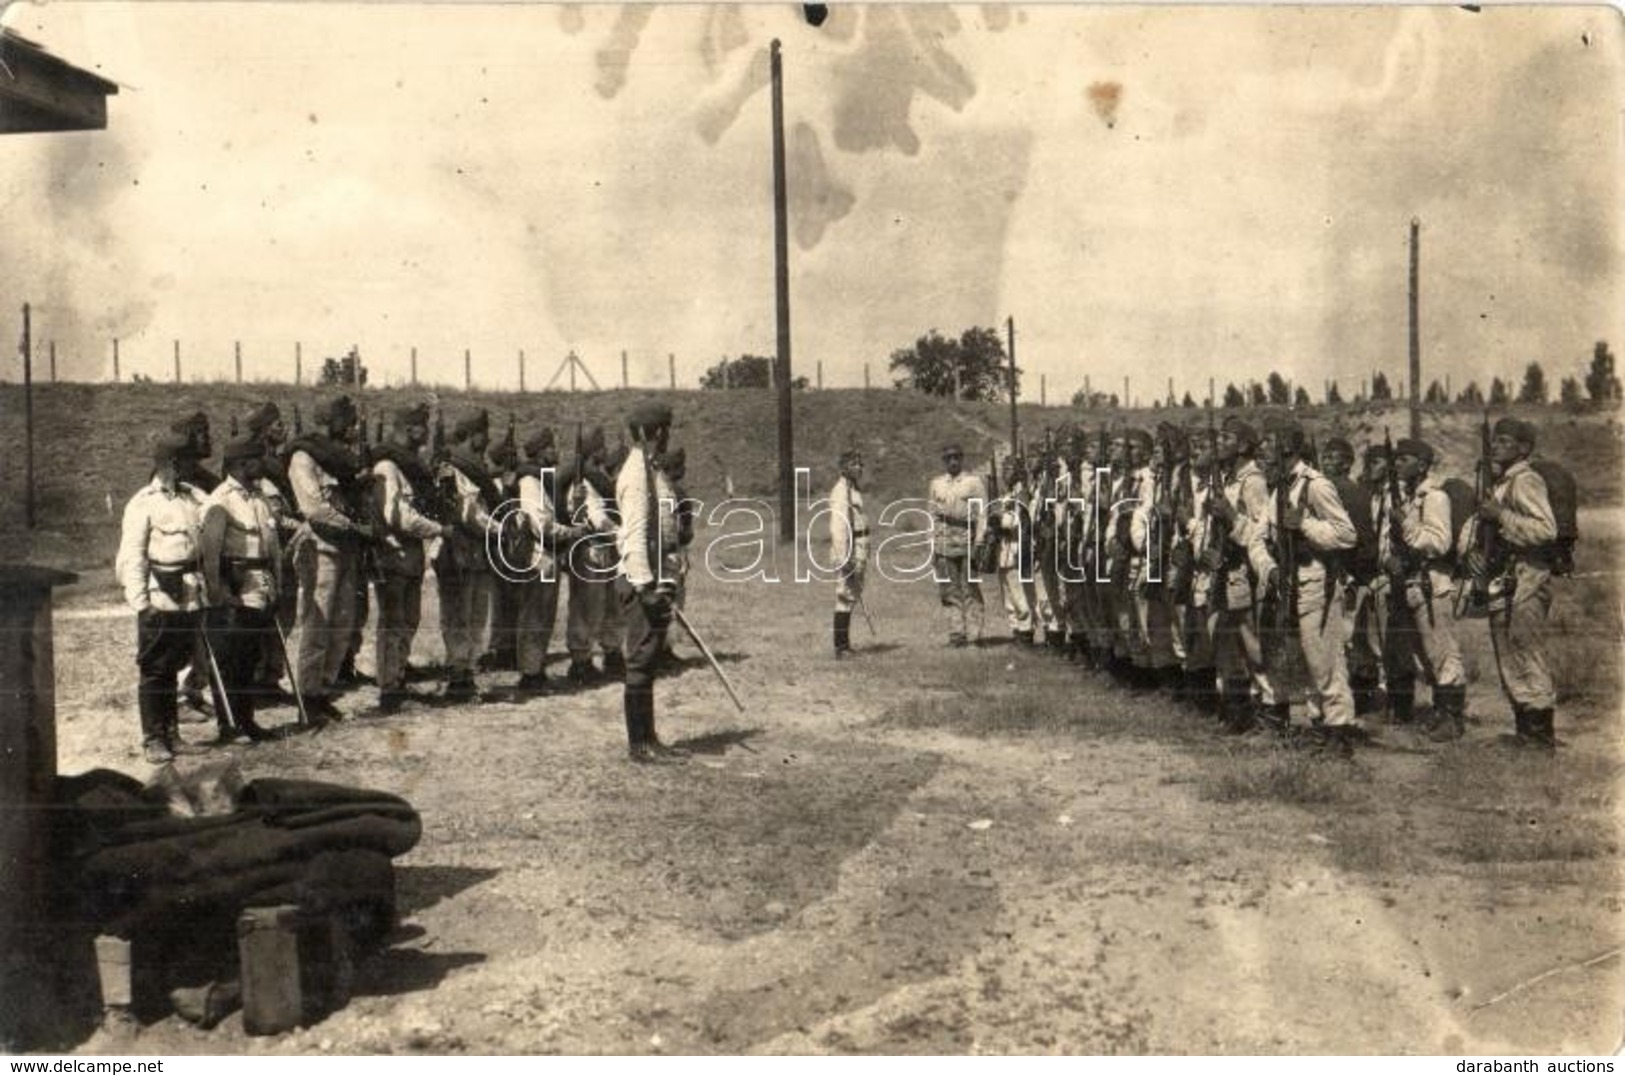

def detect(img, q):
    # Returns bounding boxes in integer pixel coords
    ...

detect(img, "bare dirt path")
[55,549,1623,1056]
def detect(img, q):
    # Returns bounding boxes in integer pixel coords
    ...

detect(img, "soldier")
[198,437,283,743]
[1181,424,1221,716]
[829,447,870,659]
[1052,428,1091,662]
[661,446,696,634]
[1465,417,1560,750]
[1130,427,1182,687]
[245,401,300,699]
[615,401,684,763]
[928,443,987,647]
[286,395,369,722]
[369,403,446,713]
[989,455,1039,645]
[172,410,221,493]
[437,409,500,701]
[563,427,623,684]
[1320,436,1355,482]
[1379,438,1469,741]
[1250,418,1359,752]
[1348,444,1391,715]
[515,428,577,695]
[1029,436,1067,649]
[483,423,524,673]
[1104,429,1144,679]
[116,434,211,763]
[1203,417,1278,733]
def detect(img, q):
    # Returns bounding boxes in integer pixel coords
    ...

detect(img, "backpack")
[1438,477,1478,569]
[1528,459,1579,576]
[1328,475,1380,584]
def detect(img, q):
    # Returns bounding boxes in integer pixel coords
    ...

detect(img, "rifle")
[1385,426,1434,627]
[974,454,1001,575]
[1273,436,1298,634]
[292,404,304,436]
[354,403,383,583]
[1462,408,1498,615]
[1198,405,1224,607]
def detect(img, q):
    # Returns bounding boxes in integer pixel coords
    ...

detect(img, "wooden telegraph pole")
[669,353,676,389]
[21,305,35,528]
[112,338,120,383]
[172,340,181,383]
[234,341,242,384]
[771,39,795,540]
[1408,217,1422,438]
[1006,316,1019,455]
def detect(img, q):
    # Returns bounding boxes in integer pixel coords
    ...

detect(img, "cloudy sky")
[3,3,1621,399]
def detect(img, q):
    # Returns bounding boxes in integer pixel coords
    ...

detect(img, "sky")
[2,3,1621,400]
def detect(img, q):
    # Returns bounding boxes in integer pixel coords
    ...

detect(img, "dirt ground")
[48,534,1625,1056]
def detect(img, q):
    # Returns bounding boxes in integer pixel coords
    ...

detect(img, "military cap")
[1220,416,1259,447]
[839,447,864,467]
[452,409,490,440]
[1363,443,1385,462]
[1262,416,1306,453]
[581,426,607,457]
[222,437,264,466]
[626,400,674,430]
[1393,437,1434,465]
[1493,417,1537,447]
[314,395,356,426]
[1156,422,1189,456]
[392,402,431,429]
[1124,428,1154,454]
[664,446,687,470]
[170,410,210,436]
[244,401,281,435]
[523,428,556,459]
[152,433,191,463]
[1323,436,1353,457]
[942,442,964,457]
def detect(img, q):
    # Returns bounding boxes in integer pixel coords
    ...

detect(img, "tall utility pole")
[771,39,795,540]
[21,305,35,528]
[1408,217,1422,438]
[1006,316,1019,455]
[173,340,181,383]
[668,353,676,389]
[112,338,120,383]
[519,349,526,392]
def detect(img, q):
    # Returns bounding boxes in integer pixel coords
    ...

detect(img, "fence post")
[295,342,302,385]
[410,346,417,387]
[816,360,822,390]
[864,363,870,390]
[173,340,181,383]
[48,340,55,383]
[621,349,628,389]
[464,348,471,390]
[112,338,120,383]
[1040,373,1046,407]
[669,353,675,389]
[235,341,242,384]
[519,349,526,392]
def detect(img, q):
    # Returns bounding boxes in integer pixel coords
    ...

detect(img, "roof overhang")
[0,29,118,134]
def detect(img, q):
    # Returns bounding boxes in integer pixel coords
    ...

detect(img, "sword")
[200,623,236,733]
[671,606,745,713]
[855,592,878,637]
[272,616,311,728]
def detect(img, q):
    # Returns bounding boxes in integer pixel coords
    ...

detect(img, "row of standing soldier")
[886,413,1570,758]
[116,397,695,764]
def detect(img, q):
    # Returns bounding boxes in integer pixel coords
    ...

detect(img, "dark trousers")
[137,610,203,744]
[489,575,522,662]
[203,605,275,732]
[617,580,667,690]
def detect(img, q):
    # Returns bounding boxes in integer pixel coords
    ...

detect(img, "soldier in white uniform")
[564,427,623,684]
[199,437,283,743]
[116,435,211,763]
[989,455,1039,645]
[515,427,582,695]
[1203,416,1278,733]
[286,395,369,723]
[829,448,870,658]
[1250,418,1359,753]
[437,409,500,702]
[928,443,987,647]
[616,401,684,762]
[369,403,446,713]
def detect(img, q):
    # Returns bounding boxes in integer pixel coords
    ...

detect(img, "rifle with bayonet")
[1384,426,1434,627]
[1459,408,1499,617]
[1272,435,1298,635]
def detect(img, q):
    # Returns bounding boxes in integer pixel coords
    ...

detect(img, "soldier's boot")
[567,658,599,685]
[1252,701,1292,741]
[1426,685,1467,743]
[1526,708,1557,752]
[1159,666,1184,700]
[833,611,853,658]
[601,650,627,681]
[1046,631,1068,653]
[1506,705,1534,747]
[443,670,477,702]
[1014,629,1036,648]
[1387,680,1416,727]
[1349,673,1380,717]
[1188,669,1219,717]
[1219,678,1254,734]
[625,687,656,764]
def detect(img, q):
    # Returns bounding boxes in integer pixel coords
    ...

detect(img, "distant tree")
[1585,340,1621,403]
[1109,393,1120,408]
[1424,380,1448,404]
[1247,382,1267,407]
[1489,377,1511,405]
[1293,386,1311,408]
[888,326,1014,401]
[1223,383,1246,408]
[1370,371,1393,401]
[1559,376,1584,407]
[1517,361,1547,404]
[320,346,367,387]
[1326,381,1343,406]
[1266,372,1290,406]
[1457,381,1484,406]
[1181,392,1196,408]
[700,354,807,390]
[1070,388,1116,409]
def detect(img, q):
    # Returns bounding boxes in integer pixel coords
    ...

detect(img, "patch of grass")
[1197,745,1354,806]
